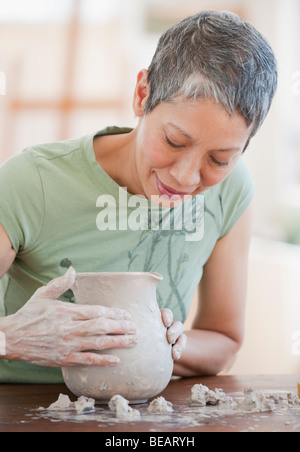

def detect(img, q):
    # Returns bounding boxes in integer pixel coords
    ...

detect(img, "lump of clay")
[287,392,300,407]
[147,396,173,414]
[189,384,208,407]
[238,388,276,412]
[42,394,95,413]
[73,396,95,414]
[46,394,73,411]
[108,395,141,420]
[188,384,235,407]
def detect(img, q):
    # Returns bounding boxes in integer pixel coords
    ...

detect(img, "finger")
[167,321,185,345]
[71,318,137,336]
[77,334,138,352]
[161,308,173,328]
[37,267,76,300]
[69,304,133,321]
[65,352,120,367]
[172,333,187,361]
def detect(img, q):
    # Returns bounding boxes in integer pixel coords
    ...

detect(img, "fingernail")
[165,312,173,328]
[108,356,120,366]
[126,321,136,334]
[128,336,138,346]
[172,345,182,361]
[168,330,177,345]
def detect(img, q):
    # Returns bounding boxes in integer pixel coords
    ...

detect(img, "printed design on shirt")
[127,201,204,322]
[60,258,72,269]
[219,194,224,220]
[204,199,224,234]
[127,198,220,323]
[60,258,75,302]
[128,227,188,322]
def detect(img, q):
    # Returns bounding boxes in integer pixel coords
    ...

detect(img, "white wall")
[229,237,300,375]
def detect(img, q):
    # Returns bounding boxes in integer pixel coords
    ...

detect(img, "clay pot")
[62,272,174,404]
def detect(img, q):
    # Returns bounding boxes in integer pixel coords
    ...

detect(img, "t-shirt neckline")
[80,127,139,206]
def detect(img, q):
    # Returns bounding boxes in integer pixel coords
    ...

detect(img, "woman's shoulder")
[205,158,255,239]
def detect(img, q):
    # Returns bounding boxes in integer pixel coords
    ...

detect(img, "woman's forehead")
[153,98,252,147]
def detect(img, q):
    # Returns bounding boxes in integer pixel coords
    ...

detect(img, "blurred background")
[0,0,299,375]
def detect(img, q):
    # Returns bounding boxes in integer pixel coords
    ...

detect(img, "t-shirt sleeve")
[0,151,44,253]
[218,158,255,239]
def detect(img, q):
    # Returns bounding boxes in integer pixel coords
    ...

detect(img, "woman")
[0,11,277,382]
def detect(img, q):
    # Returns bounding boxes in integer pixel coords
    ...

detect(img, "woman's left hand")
[161,309,187,361]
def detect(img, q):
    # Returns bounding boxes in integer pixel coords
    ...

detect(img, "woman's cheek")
[200,164,233,188]
[145,141,173,169]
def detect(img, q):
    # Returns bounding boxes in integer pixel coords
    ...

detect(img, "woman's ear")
[133,69,150,117]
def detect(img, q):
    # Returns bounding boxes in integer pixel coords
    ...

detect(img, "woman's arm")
[0,225,137,367]
[0,268,138,366]
[173,203,253,377]
[0,223,16,278]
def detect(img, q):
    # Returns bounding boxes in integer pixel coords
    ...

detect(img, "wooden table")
[0,375,299,433]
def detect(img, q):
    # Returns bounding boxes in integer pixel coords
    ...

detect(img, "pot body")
[62,272,173,404]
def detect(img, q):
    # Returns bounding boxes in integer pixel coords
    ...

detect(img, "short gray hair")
[145,11,278,137]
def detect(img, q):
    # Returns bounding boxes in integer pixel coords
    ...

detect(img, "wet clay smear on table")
[30,385,300,432]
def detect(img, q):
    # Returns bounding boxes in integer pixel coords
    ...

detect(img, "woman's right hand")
[0,268,137,367]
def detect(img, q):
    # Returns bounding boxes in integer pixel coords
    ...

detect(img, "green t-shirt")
[0,126,255,383]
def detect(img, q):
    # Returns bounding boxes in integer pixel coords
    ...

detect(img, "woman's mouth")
[155,174,191,199]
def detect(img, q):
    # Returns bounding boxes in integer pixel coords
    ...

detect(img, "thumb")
[38,267,76,299]
[161,308,173,328]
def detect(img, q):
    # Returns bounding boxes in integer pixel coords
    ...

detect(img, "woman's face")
[132,77,252,206]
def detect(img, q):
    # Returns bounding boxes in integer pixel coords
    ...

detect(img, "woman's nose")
[169,158,201,190]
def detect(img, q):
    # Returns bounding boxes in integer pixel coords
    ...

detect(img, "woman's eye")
[164,135,186,150]
[211,156,230,167]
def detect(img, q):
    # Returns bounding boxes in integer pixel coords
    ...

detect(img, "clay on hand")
[161,308,187,361]
[1,268,137,368]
